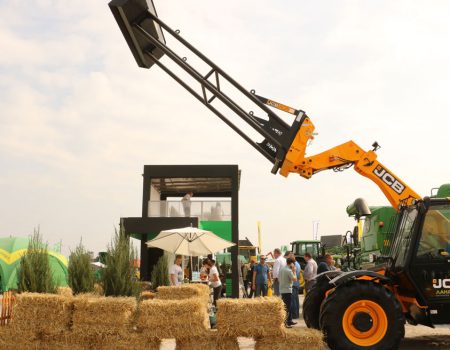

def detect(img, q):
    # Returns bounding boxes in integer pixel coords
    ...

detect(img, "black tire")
[303,276,333,329]
[320,281,404,350]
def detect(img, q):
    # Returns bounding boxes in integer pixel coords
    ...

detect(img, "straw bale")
[70,295,136,346]
[140,290,156,300]
[71,333,161,350]
[57,286,73,297]
[216,297,286,338]
[94,283,104,295]
[8,293,73,341]
[175,330,239,350]
[156,284,210,303]
[255,328,326,350]
[137,297,209,340]
[100,334,161,350]
[0,325,161,350]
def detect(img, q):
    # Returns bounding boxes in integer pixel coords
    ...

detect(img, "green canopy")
[0,236,68,292]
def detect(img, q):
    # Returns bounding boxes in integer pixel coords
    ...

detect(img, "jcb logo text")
[433,279,450,289]
[373,166,405,194]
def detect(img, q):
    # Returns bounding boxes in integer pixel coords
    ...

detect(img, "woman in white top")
[208,259,222,306]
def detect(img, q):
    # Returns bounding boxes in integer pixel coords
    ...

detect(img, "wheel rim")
[342,299,388,347]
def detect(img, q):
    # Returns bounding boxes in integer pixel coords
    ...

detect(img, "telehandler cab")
[108,1,450,348]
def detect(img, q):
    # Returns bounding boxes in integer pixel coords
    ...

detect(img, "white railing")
[148,200,231,221]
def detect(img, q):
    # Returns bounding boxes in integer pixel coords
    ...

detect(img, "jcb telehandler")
[108,1,450,348]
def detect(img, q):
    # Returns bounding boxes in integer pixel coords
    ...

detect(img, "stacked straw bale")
[7,293,73,342]
[175,329,239,350]
[216,297,286,338]
[156,284,210,303]
[140,290,156,300]
[70,294,137,347]
[255,328,326,350]
[137,297,209,340]
[57,286,73,298]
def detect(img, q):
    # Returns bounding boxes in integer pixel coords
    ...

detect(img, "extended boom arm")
[109,0,421,210]
[255,94,421,209]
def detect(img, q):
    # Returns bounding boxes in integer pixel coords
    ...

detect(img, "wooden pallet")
[0,291,14,326]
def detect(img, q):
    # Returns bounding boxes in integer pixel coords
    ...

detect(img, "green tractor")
[290,240,325,269]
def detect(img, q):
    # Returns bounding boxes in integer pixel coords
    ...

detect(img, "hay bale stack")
[156,284,210,303]
[71,295,136,347]
[96,334,161,350]
[57,286,73,297]
[187,283,211,300]
[175,330,239,350]
[140,291,156,300]
[137,297,209,340]
[93,283,104,295]
[216,297,286,338]
[255,328,326,350]
[8,293,73,341]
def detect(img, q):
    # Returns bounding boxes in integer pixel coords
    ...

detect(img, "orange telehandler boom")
[108,0,421,210]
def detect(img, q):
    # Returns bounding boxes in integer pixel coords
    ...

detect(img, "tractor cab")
[385,197,450,325]
[290,240,325,269]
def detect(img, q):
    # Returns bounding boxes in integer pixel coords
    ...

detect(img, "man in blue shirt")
[252,255,271,297]
[285,251,301,319]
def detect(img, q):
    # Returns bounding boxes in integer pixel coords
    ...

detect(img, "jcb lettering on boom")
[373,165,405,195]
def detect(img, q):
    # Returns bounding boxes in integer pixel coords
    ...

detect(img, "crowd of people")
[168,249,339,328]
[170,255,223,306]
[242,249,338,327]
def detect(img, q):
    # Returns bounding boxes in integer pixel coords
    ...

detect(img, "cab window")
[416,205,450,261]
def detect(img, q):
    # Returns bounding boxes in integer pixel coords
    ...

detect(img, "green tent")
[0,236,68,292]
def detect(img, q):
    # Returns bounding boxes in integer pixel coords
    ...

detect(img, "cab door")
[410,203,450,324]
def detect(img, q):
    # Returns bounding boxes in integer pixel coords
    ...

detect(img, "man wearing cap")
[252,255,271,297]
[272,248,286,296]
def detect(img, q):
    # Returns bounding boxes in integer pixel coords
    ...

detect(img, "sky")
[0,0,449,257]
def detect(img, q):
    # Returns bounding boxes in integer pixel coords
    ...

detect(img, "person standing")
[286,252,301,319]
[303,252,318,292]
[181,192,193,217]
[200,258,210,281]
[279,257,297,327]
[272,248,286,296]
[170,255,184,286]
[247,260,256,298]
[242,263,250,296]
[208,259,222,306]
[317,254,337,274]
[252,255,271,297]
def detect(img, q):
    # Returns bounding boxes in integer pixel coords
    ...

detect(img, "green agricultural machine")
[345,184,450,270]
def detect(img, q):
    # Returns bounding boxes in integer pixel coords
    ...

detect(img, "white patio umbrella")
[146,226,235,256]
[91,261,106,268]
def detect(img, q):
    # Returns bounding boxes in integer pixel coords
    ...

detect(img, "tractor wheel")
[303,276,333,329]
[320,281,404,350]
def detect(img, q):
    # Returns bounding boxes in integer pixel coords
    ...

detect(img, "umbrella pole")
[190,255,193,281]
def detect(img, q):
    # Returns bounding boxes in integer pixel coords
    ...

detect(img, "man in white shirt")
[170,255,184,286]
[272,248,286,296]
[303,252,318,292]
[208,259,222,306]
